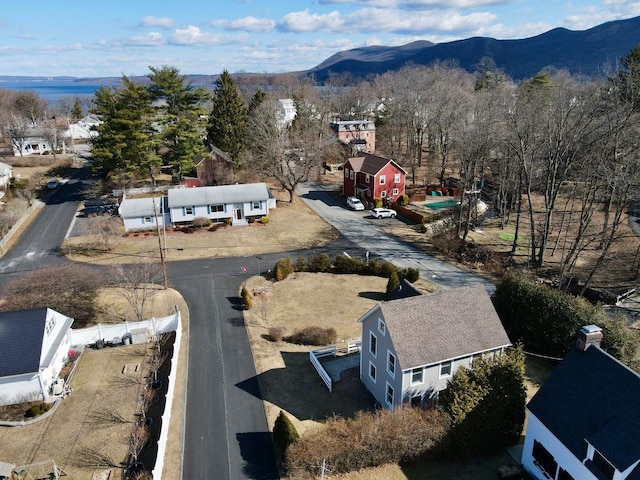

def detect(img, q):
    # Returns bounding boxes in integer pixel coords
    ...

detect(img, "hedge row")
[286,407,449,476]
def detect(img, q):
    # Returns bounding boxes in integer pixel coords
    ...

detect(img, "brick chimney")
[575,325,603,352]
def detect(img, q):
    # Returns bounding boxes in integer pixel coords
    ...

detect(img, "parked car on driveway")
[347,196,365,211]
[371,207,397,219]
[46,179,59,190]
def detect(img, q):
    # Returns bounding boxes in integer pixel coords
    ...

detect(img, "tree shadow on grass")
[236,351,375,422]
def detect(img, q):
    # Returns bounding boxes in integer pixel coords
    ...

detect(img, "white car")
[371,207,397,219]
[347,196,365,211]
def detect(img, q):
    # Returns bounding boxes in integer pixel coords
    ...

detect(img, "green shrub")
[224,218,232,225]
[240,285,252,310]
[295,255,308,272]
[398,194,410,206]
[308,253,331,272]
[441,348,526,457]
[402,267,420,283]
[386,270,400,295]
[273,411,299,456]
[288,326,337,345]
[333,254,366,274]
[373,197,383,208]
[373,260,398,279]
[260,216,270,224]
[492,274,610,358]
[247,216,256,224]
[25,402,51,418]
[274,257,295,281]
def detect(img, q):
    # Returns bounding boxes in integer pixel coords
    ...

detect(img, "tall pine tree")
[147,66,210,180]
[207,70,247,166]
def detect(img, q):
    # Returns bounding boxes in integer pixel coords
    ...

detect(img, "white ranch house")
[0,308,73,406]
[118,183,275,232]
[522,325,640,480]
[358,285,511,408]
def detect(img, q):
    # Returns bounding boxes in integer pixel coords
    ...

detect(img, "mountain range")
[305,15,640,81]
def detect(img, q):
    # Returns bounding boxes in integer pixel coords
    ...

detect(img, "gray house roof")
[168,183,270,208]
[367,285,511,370]
[0,308,71,377]
[528,346,640,478]
[118,196,167,218]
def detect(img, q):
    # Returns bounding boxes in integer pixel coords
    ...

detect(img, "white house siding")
[360,313,403,408]
[401,355,473,404]
[169,201,268,225]
[0,373,43,406]
[522,413,597,480]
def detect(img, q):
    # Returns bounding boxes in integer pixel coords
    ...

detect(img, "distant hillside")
[307,16,640,81]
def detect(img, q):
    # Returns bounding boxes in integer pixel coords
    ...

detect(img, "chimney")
[575,325,603,352]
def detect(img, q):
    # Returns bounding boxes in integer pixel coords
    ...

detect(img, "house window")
[143,216,152,224]
[378,319,385,335]
[394,173,401,183]
[440,360,452,377]
[532,440,558,479]
[183,206,194,216]
[209,204,224,213]
[411,368,423,384]
[385,383,394,407]
[345,168,349,177]
[252,201,261,210]
[45,316,56,336]
[370,332,377,357]
[387,352,396,378]
[379,175,386,185]
[558,468,575,480]
[592,449,615,480]
[392,188,399,196]
[350,170,354,180]
[365,174,370,183]
[380,190,387,198]
[369,362,376,382]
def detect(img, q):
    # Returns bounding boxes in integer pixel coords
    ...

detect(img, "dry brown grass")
[0,288,189,480]
[66,194,337,265]
[243,272,436,437]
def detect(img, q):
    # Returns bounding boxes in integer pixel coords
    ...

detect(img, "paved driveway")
[297,183,495,293]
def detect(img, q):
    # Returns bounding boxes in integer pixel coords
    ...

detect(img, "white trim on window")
[378,318,386,335]
[365,174,370,183]
[411,367,423,385]
[345,168,349,177]
[394,173,401,183]
[380,190,387,198]
[369,361,376,383]
[439,360,452,377]
[143,216,152,224]
[385,382,394,408]
[392,188,399,196]
[379,175,386,185]
[387,351,396,378]
[183,206,194,216]
[370,332,377,357]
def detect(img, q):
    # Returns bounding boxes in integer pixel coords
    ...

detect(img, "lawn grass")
[498,232,522,242]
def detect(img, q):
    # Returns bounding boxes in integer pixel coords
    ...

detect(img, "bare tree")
[14,91,47,127]
[128,423,150,464]
[5,113,30,157]
[86,214,121,251]
[110,261,164,321]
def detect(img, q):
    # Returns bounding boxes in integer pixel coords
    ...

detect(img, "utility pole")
[152,196,168,289]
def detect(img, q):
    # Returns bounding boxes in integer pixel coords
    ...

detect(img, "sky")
[1,0,639,78]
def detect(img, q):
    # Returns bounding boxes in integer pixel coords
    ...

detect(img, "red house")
[343,153,406,204]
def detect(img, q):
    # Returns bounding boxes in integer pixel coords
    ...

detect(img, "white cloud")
[140,16,175,29]
[277,9,344,32]
[319,0,512,7]
[127,32,165,47]
[213,16,275,32]
[171,25,247,45]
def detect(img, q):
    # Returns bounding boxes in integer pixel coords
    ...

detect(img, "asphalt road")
[297,182,495,293]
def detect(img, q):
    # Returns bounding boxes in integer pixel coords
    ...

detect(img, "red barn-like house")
[343,153,406,204]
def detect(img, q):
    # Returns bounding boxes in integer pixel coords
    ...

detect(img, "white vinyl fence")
[70,314,180,348]
[309,338,362,392]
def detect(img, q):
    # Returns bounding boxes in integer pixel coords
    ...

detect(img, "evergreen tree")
[207,70,247,166]
[70,98,83,122]
[147,66,210,179]
[91,77,159,181]
[273,410,299,456]
[613,44,640,111]
[441,348,526,456]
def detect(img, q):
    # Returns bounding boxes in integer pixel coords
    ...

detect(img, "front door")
[236,208,242,220]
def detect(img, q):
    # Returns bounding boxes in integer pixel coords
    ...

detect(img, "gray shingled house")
[0,308,74,406]
[522,325,640,480]
[358,285,511,408]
